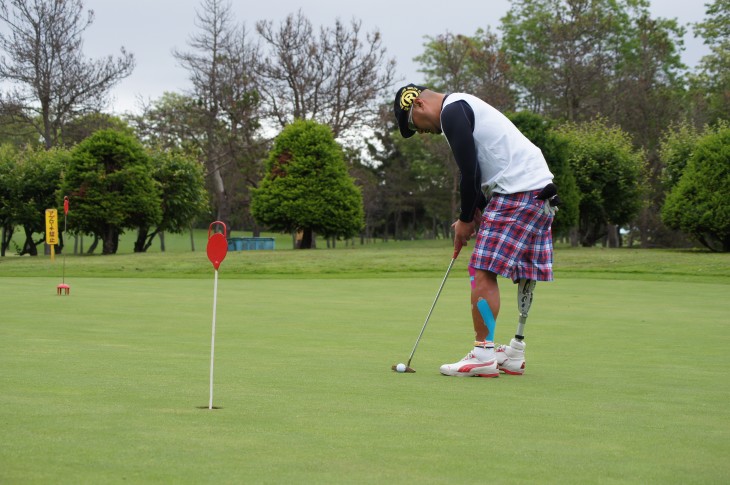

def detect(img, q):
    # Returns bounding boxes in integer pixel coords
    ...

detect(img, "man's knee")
[473,268,498,287]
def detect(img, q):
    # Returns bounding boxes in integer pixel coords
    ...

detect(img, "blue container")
[248,237,275,250]
[227,237,275,251]
[227,237,244,251]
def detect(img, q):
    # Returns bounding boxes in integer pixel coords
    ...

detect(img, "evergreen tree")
[251,120,363,249]
[662,123,730,252]
[61,130,161,254]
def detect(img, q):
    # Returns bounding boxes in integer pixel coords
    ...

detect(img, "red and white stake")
[56,196,70,296]
[61,197,69,283]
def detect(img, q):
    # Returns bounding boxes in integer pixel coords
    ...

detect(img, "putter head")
[391,364,416,373]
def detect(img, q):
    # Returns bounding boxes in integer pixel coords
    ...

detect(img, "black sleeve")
[441,100,486,222]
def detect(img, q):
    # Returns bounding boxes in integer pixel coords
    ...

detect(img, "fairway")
[1,270,728,483]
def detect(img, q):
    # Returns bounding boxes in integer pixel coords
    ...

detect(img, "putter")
[392,241,463,373]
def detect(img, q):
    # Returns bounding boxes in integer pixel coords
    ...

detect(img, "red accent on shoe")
[499,360,525,375]
[457,362,495,373]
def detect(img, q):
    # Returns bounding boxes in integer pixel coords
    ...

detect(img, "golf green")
[1,274,728,483]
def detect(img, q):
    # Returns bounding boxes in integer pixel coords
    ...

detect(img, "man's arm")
[441,100,485,222]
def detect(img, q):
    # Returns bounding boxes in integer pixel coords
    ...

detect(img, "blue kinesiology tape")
[477,297,496,341]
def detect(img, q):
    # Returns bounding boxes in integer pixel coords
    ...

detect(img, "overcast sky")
[76,0,711,114]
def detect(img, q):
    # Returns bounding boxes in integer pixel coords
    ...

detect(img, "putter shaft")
[405,255,457,367]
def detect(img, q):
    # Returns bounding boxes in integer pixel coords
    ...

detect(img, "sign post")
[45,209,58,262]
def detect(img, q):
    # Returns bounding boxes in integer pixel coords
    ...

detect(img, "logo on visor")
[400,87,421,111]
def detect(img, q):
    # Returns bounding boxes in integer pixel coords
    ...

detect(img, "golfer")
[394,84,558,377]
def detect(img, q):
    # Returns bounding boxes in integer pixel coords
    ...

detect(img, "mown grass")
[1,232,729,483]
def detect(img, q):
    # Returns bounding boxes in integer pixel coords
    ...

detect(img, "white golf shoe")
[439,351,499,378]
[496,338,526,375]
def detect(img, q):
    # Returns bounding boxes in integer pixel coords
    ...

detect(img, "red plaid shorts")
[469,190,554,282]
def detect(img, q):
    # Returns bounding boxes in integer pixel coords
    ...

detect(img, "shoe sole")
[497,362,525,375]
[441,372,499,377]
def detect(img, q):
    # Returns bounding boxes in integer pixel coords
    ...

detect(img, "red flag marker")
[206,222,228,410]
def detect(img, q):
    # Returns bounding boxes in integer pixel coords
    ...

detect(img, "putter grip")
[453,239,463,259]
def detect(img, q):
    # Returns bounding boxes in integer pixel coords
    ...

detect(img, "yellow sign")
[45,209,58,245]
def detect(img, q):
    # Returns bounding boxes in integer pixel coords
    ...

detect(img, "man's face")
[409,101,442,135]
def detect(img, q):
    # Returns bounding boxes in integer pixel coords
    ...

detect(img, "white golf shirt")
[441,93,554,221]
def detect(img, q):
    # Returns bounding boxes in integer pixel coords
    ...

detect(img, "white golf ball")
[396,363,406,373]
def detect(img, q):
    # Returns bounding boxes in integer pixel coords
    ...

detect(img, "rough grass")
[2,230,729,283]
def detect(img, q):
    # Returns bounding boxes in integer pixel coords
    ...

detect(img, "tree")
[0,145,67,256]
[500,0,685,129]
[251,120,364,249]
[556,118,644,247]
[499,0,685,248]
[501,0,613,117]
[659,122,702,192]
[59,112,133,147]
[364,105,458,242]
[129,92,205,153]
[0,107,40,148]
[689,0,730,126]
[134,150,209,252]
[662,123,730,252]
[609,7,685,150]
[0,143,17,255]
[61,130,161,254]
[378,135,455,241]
[346,150,382,243]
[173,0,262,229]
[256,11,396,138]
[0,0,134,149]
[13,147,67,255]
[411,135,457,239]
[380,137,432,241]
[600,2,686,248]
[629,121,700,248]
[416,29,515,112]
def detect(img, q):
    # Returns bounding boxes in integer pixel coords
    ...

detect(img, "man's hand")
[452,219,476,249]
[451,208,483,250]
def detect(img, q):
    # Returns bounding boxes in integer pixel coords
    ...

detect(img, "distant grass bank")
[1,231,728,283]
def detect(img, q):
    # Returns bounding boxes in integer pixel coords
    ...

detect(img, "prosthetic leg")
[515,278,536,341]
[496,278,535,375]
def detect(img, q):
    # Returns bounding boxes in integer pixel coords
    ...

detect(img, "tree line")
[0,0,728,254]
[0,128,208,255]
